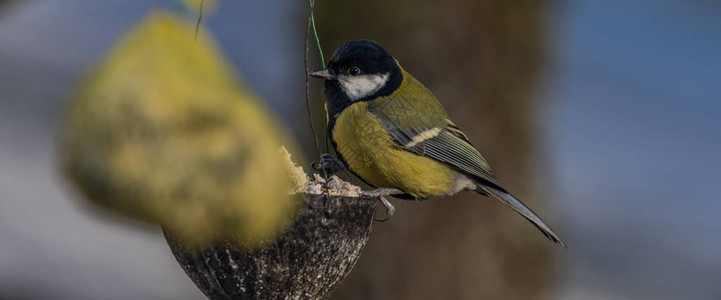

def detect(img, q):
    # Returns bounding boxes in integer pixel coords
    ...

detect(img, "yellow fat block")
[61,11,300,247]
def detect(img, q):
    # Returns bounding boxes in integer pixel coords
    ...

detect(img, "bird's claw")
[375,196,395,222]
[360,188,403,222]
[312,153,346,175]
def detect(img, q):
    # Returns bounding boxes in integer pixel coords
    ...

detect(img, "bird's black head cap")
[320,40,403,118]
[328,40,398,78]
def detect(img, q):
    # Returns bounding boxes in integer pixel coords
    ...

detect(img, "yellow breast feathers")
[332,101,462,199]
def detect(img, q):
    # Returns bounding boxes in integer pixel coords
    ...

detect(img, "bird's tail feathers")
[479,186,566,248]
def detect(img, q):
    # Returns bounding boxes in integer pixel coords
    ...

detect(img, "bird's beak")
[309,68,334,80]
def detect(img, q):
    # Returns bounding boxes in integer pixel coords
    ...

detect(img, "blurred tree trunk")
[0,0,13,8]
[312,1,556,299]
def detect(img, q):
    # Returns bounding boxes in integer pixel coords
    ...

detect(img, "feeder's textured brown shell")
[165,194,377,300]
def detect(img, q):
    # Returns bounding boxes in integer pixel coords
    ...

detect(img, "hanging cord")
[194,0,205,41]
[309,0,326,68]
[182,0,206,71]
[304,0,324,159]
[308,0,331,154]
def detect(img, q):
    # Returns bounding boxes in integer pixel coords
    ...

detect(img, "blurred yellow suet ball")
[60,11,301,247]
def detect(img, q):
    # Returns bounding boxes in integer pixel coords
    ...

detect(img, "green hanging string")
[307,0,330,154]
[309,0,326,68]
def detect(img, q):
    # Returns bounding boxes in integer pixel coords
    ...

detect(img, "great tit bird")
[310,40,565,247]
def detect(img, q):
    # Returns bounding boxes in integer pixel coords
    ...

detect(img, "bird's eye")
[348,66,361,76]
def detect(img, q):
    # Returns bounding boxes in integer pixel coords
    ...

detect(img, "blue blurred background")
[0,0,719,299]
[548,1,721,299]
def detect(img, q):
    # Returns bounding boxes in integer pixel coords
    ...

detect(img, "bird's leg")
[360,188,404,222]
[376,196,395,222]
[312,153,346,175]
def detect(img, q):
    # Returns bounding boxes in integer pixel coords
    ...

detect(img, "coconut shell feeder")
[164,173,388,300]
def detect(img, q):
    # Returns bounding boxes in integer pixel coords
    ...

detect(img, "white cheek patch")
[338,73,390,100]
